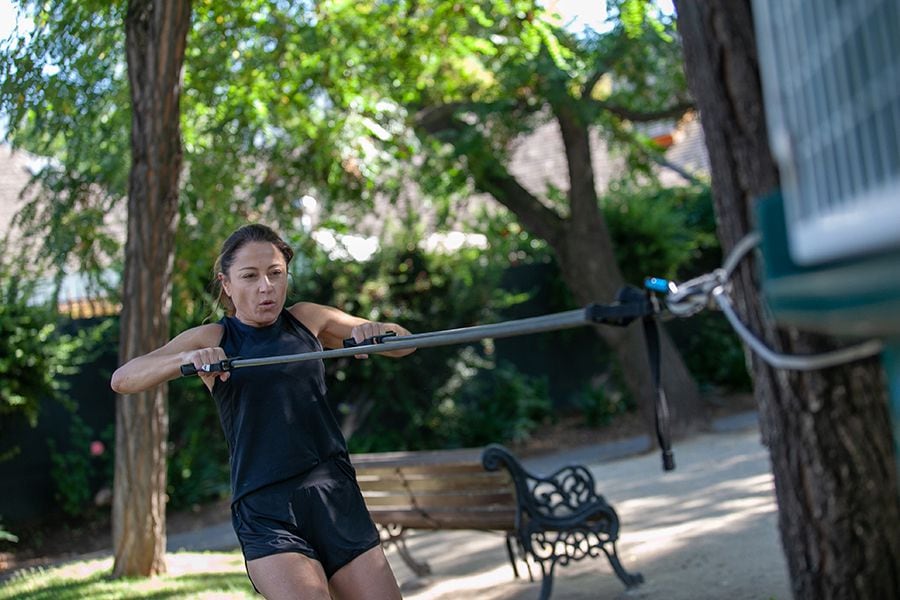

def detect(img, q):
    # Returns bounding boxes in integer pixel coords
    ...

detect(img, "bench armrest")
[482,444,619,534]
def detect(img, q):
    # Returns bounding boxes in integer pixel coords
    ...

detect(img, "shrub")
[432,360,553,448]
[602,182,750,392]
[0,519,17,543]
[165,381,231,509]
[298,238,520,453]
[0,254,111,463]
[577,380,630,427]
[47,413,114,518]
[602,181,718,285]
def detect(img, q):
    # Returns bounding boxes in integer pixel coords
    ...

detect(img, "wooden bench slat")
[362,491,516,509]
[367,507,517,530]
[354,462,493,477]
[356,473,512,493]
[351,448,484,468]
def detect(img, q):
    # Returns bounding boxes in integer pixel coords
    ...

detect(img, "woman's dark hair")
[213,224,294,316]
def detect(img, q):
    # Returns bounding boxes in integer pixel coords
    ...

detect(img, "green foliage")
[0,257,106,461]
[432,360,552,448]
[46,412,114,518]
[0,1,129,284]
[165,382,231,510]
[577,379,631,428]
[601,182,750,391]
[667,312,752,392]
[602,182,717,285]
[292,229,529,453]
[0,518,17,544]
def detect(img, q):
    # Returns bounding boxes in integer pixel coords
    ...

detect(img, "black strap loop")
[641,299,675,471]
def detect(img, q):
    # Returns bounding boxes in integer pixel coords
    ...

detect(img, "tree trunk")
[675,1,900,597]
[113,0,190,578]
[417,103,707,440]
[554,108,704,439]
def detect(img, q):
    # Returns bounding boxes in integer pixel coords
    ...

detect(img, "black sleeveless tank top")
[212,309,348,502]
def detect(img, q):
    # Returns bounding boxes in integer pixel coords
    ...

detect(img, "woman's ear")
[218,272,230,296]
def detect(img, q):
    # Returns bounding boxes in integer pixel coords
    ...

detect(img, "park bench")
[350,443,643,599]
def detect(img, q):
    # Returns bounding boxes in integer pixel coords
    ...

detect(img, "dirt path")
[388,427,791,600]
[3,401,790,600]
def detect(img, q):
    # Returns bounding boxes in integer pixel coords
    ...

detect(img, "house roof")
[0,143,122,318]
[509,112,709,197]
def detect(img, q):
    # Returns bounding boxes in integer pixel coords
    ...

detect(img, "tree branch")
[413,104,566,245]
[580,31,632,100]
[414,103,466,135]
[591,100,695,122]
[614,123,706,186]
[476,166,566,247]
[651,153,705,186]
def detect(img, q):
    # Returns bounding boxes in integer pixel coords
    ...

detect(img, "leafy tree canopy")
[1,0,691,278]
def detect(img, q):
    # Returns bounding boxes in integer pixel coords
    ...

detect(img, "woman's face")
[221,241,289,327]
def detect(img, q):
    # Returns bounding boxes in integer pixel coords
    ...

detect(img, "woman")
[111,223,412,599]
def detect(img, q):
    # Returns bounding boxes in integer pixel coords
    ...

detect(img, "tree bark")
[555,103,704,439]
[113,0,190,578]
[675,1,900,597]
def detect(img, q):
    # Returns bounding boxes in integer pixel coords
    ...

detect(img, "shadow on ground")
[389,428,791,600]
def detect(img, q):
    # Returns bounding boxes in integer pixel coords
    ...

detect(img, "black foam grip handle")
[342,331,397,348]
[180,363,198,377]
[180,359,232,376]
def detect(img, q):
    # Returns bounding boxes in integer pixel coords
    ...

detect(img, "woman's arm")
[289,302,415,357]
[110,323,227,394]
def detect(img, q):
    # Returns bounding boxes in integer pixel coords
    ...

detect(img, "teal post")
[883,341,900,485]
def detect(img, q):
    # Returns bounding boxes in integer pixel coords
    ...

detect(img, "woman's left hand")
[348,322,399,359]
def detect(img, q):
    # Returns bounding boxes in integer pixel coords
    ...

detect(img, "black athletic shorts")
[231,455,380,580]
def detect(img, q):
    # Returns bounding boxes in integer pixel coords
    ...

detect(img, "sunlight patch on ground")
[166,552,246,575]
[618,474,778,557]
[404,564,517,600]
[0,552,253,600]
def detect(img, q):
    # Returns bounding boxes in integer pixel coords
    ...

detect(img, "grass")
[0,551,256,599]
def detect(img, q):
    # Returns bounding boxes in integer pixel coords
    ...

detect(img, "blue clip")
[645,277,674,295]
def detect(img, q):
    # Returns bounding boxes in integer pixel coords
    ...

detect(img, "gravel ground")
[390,426,791,600]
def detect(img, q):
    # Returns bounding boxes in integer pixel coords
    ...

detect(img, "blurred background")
[0,0,749,552]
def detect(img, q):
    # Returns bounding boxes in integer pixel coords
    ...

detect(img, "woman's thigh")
[247,551,331,600]
[328,545,402,600]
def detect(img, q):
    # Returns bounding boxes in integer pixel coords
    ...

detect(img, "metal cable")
[666,232,884,370]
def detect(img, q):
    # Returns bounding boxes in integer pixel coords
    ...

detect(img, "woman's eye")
[242,273,256,279]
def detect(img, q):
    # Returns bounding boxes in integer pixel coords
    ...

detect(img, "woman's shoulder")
[287,302,329,336]
[287,302,340,337]
[171,322,226,349]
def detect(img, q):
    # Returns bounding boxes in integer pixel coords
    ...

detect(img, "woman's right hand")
[186,346,230,389]
[111,323,227,395]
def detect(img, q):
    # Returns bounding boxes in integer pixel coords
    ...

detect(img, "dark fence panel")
[495,263,611,410]
[0,317,118,525]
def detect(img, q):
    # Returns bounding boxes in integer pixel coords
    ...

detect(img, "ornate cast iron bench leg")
[505,534,521,579]
[604,540,644,587]
[483,444,643,598]
[539,562,555,600]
